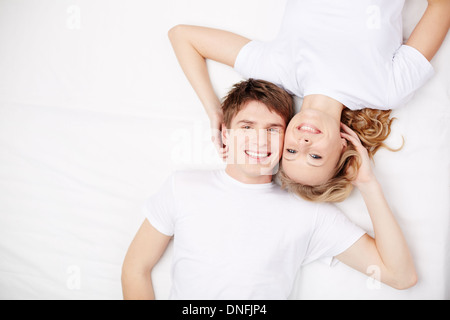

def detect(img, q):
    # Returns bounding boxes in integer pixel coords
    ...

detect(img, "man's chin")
[242,164,278,177]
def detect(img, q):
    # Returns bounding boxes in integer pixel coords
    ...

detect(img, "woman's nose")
[299,137,311,145]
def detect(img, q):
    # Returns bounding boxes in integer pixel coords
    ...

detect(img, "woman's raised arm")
[169,25,250,154]
[406,0,450,61]
[336,124,417,290]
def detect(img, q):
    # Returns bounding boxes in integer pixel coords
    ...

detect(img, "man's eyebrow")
[236,120,256,125]
[236,120,285,127]
[267,123,285,128]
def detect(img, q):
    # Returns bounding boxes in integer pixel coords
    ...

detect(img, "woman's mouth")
[297,124,322,134]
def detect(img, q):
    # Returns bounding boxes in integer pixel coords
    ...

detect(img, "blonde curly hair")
[279,108,402,202]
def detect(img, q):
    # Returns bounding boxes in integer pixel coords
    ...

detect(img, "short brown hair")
[222,79,294,128]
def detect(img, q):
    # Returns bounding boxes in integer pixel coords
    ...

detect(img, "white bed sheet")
[0,0,448,300]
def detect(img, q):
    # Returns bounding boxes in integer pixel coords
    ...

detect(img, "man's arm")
[168,25,250,154]
[406,0,450,61]
[121,219,172,300]
[337,124,417,290]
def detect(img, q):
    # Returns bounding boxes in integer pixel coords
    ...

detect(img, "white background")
[0,0,448,299]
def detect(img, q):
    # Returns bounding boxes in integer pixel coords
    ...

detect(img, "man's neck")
[225,165,273,185]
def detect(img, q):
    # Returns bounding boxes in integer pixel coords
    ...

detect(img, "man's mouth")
[245,150,272,159]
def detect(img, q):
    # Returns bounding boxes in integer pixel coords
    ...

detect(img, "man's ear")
[221,123,229,146]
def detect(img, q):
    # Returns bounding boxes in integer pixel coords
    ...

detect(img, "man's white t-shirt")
[235,0,435,110]
[143,170,366,300]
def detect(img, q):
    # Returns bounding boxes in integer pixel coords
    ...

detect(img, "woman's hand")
[340,123,377,188]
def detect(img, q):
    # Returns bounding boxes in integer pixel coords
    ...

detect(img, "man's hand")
[209,109,228,162]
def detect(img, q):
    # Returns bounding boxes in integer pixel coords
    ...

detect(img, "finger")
[219,147,228,162]
[341,132,370,159]
[341,132,362,148]
[218,144,228,154]
[340,122,357,137]
[212,135,225,152]
[212,140,221,153]
[218,146,228,154]
[340,123,360,141]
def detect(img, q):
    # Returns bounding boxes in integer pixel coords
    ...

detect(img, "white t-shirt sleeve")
[234,40,281,85]
[303,203,366,267]
[389,45,435,109]
[142,174,177,236]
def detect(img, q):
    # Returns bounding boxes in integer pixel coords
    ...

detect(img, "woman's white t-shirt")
[143,170,366,300]
[235,0,435,110]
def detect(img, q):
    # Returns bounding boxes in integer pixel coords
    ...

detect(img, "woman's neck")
[302,94,344,121]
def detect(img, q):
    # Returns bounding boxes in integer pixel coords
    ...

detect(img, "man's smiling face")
[223,100,286,184]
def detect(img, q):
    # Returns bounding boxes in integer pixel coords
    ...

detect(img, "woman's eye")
[286,149,297,154]
[243,126,251,130]
[310,154,322,160]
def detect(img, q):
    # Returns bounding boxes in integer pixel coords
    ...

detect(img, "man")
[121,79,417,300]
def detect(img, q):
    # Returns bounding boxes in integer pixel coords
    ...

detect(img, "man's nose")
[243,129,268,144]
[255,129,269,147]
[257,129,268,139]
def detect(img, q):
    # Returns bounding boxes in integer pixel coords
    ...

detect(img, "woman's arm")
[406,0,450,61]
[336,124,417,290]
[168,25,250,154]
[121,219,172,299]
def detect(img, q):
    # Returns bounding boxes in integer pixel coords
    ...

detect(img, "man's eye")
[243,126,251,129]
[286,149,297,154]
[310,154,322,160]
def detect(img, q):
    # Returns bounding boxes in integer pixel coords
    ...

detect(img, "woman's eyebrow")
[283,154,323,167]
[283,152,298,161]
[307,162,322,168]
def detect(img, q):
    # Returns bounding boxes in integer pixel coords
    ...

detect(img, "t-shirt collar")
[219,170,276,190]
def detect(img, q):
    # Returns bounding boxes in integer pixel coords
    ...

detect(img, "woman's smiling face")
[281,108,347,186]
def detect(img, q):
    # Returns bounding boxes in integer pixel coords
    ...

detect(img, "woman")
[169,0,450,202]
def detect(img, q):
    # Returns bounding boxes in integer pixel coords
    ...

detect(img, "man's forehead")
[232,109,286,128]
